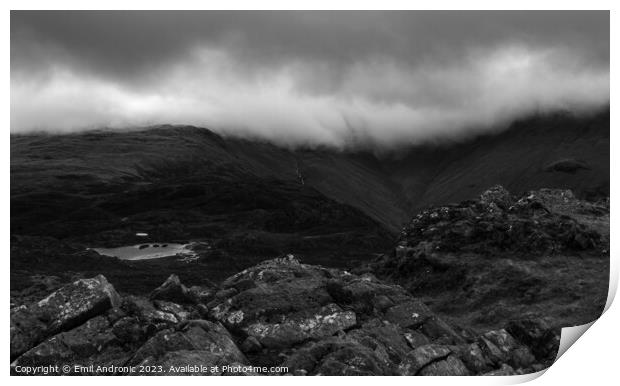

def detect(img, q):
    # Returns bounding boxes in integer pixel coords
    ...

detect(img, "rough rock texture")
[371,186,609,330]
[128,320,247,368]
[395,185,601,255]
[505,319,561,362]
[11,275,120,359]
[11,258,560,376]
[12,315,128,373]
[150,274,195,304]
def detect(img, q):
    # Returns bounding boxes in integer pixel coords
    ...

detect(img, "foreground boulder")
[11,275,120,359]
[206,255,553,375]
[11,276,241,375]
[128,320,248,371]
[12,315,127,372]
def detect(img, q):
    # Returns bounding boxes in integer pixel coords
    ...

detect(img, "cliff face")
[10,256,559,376]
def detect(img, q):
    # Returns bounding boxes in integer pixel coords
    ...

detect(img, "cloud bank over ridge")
[11,11,610,148]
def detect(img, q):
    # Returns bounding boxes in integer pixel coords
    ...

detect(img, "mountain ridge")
[11,108,610,234]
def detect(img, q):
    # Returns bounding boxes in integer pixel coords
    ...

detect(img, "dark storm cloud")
[10,11,610,147]
[11,11,609,82]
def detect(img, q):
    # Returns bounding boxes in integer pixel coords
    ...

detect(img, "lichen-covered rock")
[141,350,220,375]
[122,296,179,326]
[11,316,127,374]
[453,343,494,374]
[418,354,470,376]
[313,345,389,375]
[150,274,193,304]
[244,303,356,348]
[384,300,432,329]
[477,334,508,365]
[282,337,393,376]
[479,185,514,211]
[390,186,601,255]
[281,318,417,375]
[482,330,518,356]
[403,330,431,349]
[129,320,247,367]
[419,316,466,345]
[10,275,120,358]
[481,329,535,369]
[399,344,452,375]
[187,285,216,305]
[153,300,192,323]
[483,364,517,376]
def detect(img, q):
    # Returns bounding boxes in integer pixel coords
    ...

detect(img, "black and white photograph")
[8,7,613,378]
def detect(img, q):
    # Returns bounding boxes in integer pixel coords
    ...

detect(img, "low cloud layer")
[11,11,610,148]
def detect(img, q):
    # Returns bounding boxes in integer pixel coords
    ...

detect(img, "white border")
[2,2,616,385]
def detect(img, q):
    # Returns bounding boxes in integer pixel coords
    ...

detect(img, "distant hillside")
[11,108,610,234]
[391,109,609,214]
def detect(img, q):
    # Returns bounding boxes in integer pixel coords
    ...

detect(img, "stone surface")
[244,303,356,348]
[129,320,247,368]
[11,316,127,374]
[384,300,432,329]
[399,344,452,375]
[505,319,561,361]
[453,343,494,374]
[418,354,470,376]
[11,275,120,359]
[483,364,517,376]
[282,337,393,376]
[150,274,193,304]
[391,186,601,256]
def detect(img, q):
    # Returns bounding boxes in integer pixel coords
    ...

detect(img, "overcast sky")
[11,11,610,148]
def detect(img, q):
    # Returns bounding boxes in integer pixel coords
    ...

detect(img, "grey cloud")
[10,11,610,148]
[12,11,609,74]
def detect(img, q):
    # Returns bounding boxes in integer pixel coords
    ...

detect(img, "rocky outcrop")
[393,185,601,255]
[371,186,609,330]
[10,257,559,376]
